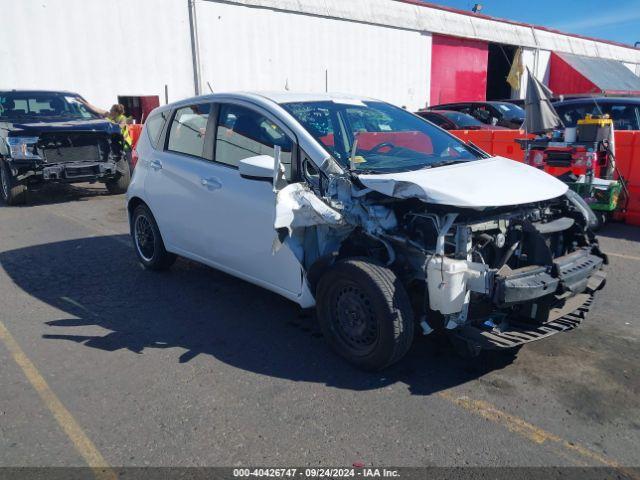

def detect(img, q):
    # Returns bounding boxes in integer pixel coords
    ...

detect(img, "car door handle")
[150,159,163,170]
[201,177,222,190]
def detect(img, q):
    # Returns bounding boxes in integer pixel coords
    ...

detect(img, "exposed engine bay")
[9,131,125,183]
[274,154,607,353]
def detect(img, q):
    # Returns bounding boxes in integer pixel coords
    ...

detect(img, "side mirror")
[239,155,274,180]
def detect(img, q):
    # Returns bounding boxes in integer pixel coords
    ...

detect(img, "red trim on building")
[548,52,600,95]
[395,0,640,52]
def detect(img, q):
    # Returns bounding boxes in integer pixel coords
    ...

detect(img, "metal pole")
[188,0,202,96]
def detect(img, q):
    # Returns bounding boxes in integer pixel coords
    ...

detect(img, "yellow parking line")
[604,251,640,262]
[0,320,117,480]
[438,391,637,478]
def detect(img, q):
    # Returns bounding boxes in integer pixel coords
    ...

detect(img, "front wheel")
[316,258,415,371]
[0,160,27,206]
[105,158,131,195]
[131,204,176,270]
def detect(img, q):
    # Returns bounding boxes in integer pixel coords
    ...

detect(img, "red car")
[416,109,508,130]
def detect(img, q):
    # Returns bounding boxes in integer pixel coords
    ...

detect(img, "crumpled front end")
[5,129,125,185]
[272,153,606,353]
[406,201,607,352]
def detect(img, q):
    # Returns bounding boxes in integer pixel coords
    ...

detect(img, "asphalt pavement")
[0,183,639,471]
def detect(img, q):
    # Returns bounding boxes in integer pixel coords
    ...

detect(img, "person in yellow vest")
[106,104,133,148]
[77,99,133,148]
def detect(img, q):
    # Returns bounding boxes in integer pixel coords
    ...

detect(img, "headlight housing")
[6,137,41,160]
[565,189,598,230]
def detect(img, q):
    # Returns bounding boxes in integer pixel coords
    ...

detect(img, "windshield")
[283,100,482,173]
[555,102,640,130]
[0,92,100,122]
[493,102,525,118]
[440,111,483,127]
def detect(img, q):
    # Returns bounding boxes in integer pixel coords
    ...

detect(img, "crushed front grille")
[64,165,99,178]
[43,144,101,164]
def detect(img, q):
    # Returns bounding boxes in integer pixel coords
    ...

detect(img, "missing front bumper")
[454,269,606,351]
[494,249,605,305]
[41,161,118,181]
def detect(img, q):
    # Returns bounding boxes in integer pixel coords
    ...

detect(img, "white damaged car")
[127,92,606,370]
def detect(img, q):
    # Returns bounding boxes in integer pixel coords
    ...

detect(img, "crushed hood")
[358,156,568,208]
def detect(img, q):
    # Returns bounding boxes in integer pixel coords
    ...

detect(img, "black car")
[552,97,640,131]
[430,101,525,129]
[0,90,130,205]
[416,109,507,130]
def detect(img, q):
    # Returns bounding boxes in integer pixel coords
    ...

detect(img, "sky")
[421,0,640,46]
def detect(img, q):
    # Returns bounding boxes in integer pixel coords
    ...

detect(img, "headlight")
[565,189,598,230]
[6,137,41,160]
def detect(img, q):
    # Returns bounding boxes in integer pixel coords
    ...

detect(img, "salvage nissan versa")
[128,92,607,370]
[0,90,130,205]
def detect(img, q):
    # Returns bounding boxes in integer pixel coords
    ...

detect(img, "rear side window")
[215,104,293,170]
[145,111,168,149]
[167,104,211,158]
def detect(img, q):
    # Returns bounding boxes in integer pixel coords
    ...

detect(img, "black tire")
[105,158,131,195]
[593,211,610,231]
[0,160,27,206]
[131,204,176,270]
[316,258,414,371]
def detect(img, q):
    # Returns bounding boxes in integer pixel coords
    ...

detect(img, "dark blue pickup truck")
[0,90,130,205]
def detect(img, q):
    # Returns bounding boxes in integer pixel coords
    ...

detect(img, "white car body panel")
[128,92,570,308]
[128,96,314,307]
[358,156,568,208]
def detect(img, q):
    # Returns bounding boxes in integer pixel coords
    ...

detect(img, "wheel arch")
[127,196,147,224]
[305,231,394,296]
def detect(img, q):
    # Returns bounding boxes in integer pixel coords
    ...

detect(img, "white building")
[2,0,640,113]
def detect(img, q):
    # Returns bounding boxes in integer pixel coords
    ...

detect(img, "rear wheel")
[105,158,131,195]
[0,160,27,206]
[131,204,176,270]
[316,258,414,371]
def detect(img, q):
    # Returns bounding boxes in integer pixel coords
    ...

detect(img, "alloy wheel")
[134,214,156,262]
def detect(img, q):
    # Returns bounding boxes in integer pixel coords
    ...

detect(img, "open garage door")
[549,52,640,96]
[486,43,517,100]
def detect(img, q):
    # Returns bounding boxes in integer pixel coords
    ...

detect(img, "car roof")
[0,89,79,96]
[433,101,521,107]
[424,109,463,115]
[553,96,640,106]
[253,91,377,104]
[164,91,377,110]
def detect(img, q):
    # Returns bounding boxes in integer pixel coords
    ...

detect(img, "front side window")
[283,100,481,173]
[215,104,293,171]
[167,104,210,158]
[145,110,169,149]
